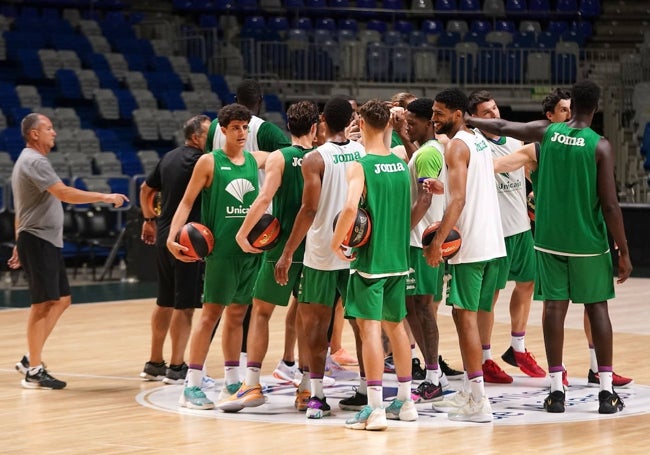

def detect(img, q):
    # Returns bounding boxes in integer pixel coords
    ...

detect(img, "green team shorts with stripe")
[203,255,261,305]
[496,230,536,289]
[406,246,445,300]
[253,260,302,306]
[298,266,349,307]
[446,259,501,312]
[345,272,407,322]
[534,250,615,304]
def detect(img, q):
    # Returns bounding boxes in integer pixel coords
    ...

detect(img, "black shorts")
[155,243,204,310]
[16,231,70,304]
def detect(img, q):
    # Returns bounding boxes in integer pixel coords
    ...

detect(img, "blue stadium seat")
[505,0,526,14]
[536,31,558,49]
[293,17,313,30]
[356,0,378,18]
[305,0,327,8]
[494,20,515,32]
[0,128,24,160]
[315,17,337,31]
[96,129,121,152]
[556,0,577,15]
[408,30,427,46]
[528,0,550,16]
[263,94,284,112]
[367,19,388,35]
[561,29,586,46]
[269,16,290,33]
[339,18,359,32]
[422,19,444,36]
[391,44,412,82]
[503,48,523,83]
[17,49,44,80]
[198,14,218,27]
[434,0,456,12]
[366,42,389,81]
[547,20,569,35]
[478,48,503,83]
[123,53,150,72]
[394,20,414,35]
[458,0,480,13]
[284,0,304,8]
[0,83,21,112]
[114,89,138,120]
[640,122,650,157]
[384,30,404,45]
[55,69,83,100]
[579,0,600,18]
[571,20,593,39]
[509,31,536,49]
[95,69,121,90]
[470,20,492,34]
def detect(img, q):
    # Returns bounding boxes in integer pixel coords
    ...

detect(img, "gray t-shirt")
[11,147,64,247]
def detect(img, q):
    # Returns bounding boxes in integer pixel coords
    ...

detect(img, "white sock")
[299,370,310,391]
[599,371,613,393]
[397,380,411,402]
[426,367,440,385]
[225,365,240,385]
[310,377,324,399]
[468,375,486,401]
[482,346,492,363]
[244,366,261,387]
[187,368,203,388]
[28,364,43,375]
[589,347,598,372]
[511,334,526,352]
[367,385,383,408]
[411,345,417,359]
[549,371,564,392]
[359,377,368,395]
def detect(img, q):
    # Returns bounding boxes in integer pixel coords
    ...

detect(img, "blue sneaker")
[344,405,387,431]
[179,386,214,410]
[218,381,242,400]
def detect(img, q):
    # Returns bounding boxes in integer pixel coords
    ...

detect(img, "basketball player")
[332,99,416,430]
[423,88,506,423]
[467,90,546,383]
[466,80,632,414]
[222,101,319,412]
[167,104,268,410]
[403,98,448,401]
[275,97,366,419]
[139,115,211,385]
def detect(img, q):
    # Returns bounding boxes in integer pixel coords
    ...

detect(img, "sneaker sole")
[339,403,366,411]
[179,398,215,410]
[218,396,266,412]
[306,409,331,419]
[588,379,634,388]
[140,372,165,381]
[163,377,186,385]
[20,379,66,390]
[272,370,295,383]
[365,418,388,431]
[448,413,493,423]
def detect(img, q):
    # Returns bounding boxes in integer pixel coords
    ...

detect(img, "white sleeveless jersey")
[409,140,446,247]
[212,115,264,151]
[448,130,506,264]
[474,129,530,237]
[303,140,366,271]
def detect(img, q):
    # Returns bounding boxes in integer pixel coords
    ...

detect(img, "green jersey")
[266,145,315,261]
[390,130,403,148]
[206,116,291,153]
[536,122,608,255]
[201,150,259,259]
[352,153,410,276]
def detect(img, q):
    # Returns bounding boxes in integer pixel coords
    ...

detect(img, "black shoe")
[412,380,443,403]
[543,390,566,413]
[501,346,518,368]
[439,355,463,377]
[598,390,625,414]
[163,362,188,384]
[383,354,395,374]
[338,388,368,411]
[412,358,426,380]
[15,355,29,375]
[21,368,66,390]
[140,361,167,380]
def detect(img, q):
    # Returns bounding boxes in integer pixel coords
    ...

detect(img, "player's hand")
[345,118,361,142]
[105,193,129,208]
[7,246,20,270]
[422,178,444,194]
[274,254,293,286]
[616,251,632,284]
[423,242,443,268]
[333,245,355,262]
[166,238,200,262]
[141,221,156,245]
[235,232,263,254]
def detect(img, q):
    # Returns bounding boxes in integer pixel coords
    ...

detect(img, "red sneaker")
[501,346,546,378]
[482,359,513,384]
[588,369,634,388]
[562,368,569,388]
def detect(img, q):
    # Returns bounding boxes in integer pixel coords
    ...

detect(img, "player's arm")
[236,150,284,253]
[251,150,270,169]
[423,138,469,267]
[331,162,365,262]
[465,115,549,144]
[274,151,323,285]
[140,181,158,245]
[48,182,129,207]
[167,153,213,262]
[595,139,632,283]
[411,148,443,229]
[493,142,538,173]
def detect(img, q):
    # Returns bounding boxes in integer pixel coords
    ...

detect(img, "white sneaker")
[272,360,298,383]
[325,355,358,381]
[385,399,418,421]
[201,375,217,390]
[448,395,493,423]
[432,390,470,413]
[439,371,449,390]
[345,405,388,431]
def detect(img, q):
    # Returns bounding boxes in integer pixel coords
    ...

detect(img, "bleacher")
[1,0,650,276]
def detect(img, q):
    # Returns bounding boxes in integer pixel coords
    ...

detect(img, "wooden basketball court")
[0,278,648,453]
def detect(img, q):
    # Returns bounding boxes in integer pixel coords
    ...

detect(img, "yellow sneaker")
[216,382,265,413]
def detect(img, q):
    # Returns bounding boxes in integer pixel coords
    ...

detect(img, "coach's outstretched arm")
[465,114,549,144]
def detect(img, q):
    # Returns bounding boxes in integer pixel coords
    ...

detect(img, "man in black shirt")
[139,114,211,384]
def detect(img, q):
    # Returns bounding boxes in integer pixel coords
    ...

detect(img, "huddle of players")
[161,81,630,429]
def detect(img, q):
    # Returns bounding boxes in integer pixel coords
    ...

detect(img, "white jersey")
[448,130,506,264]
[474,129,530,237]
[409,139,446,247]
[303,140,366,271]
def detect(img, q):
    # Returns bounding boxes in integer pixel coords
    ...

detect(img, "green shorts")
[446,259,500,312]
[406,246,444,300]
[253,260,302,306]
[298,266,349,307]
[534,250,615,304]
[496,230,536,289]
[345,273,407,322]
[203,255,261,305]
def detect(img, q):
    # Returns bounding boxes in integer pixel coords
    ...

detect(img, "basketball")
[421,222,462,259]
[527,192,535,221]
[175,222,214,259]
[333,208,372,248]
[248,213,281,250]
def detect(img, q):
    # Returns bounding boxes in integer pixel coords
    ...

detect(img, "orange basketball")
[248,214,281,250]
[422,222,461,259]
[333,208,372,248]
[175,222,214,259]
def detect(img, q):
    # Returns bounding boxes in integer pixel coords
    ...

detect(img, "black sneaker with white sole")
[140,361,167,380]
[163,362,188,384]
[15,356,48,375]
[598,390,625,414]
[338,388,368,411]
[543,390,566,413]
[439,355,463,377]
[22,368,66,390]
